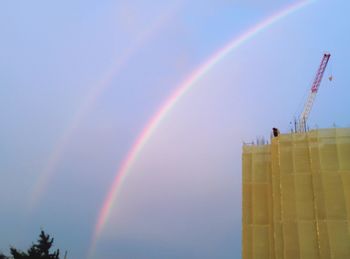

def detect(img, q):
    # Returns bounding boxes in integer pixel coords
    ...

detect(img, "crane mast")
[297,53,331,132]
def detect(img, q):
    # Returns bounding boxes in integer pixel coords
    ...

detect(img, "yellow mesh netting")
[242,128,350,259]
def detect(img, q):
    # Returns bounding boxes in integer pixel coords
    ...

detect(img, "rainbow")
[28,1,183,210]
[90,0,314,255]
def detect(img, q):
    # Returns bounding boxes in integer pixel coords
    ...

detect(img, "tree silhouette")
[4,231,60,259]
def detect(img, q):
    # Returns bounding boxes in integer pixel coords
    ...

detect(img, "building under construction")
[242,53,350,258]
[242,128,350,259]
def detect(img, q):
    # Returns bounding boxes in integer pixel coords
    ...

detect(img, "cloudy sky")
[1,0,350,258]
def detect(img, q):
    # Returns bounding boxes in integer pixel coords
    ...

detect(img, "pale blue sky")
[1,1,349,258]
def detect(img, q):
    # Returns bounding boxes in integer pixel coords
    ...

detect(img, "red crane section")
[298,53,331,132]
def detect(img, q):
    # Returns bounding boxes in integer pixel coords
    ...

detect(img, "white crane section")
[298,53,331,132]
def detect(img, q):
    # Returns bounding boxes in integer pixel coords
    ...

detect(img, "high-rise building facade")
[242,128,350,259]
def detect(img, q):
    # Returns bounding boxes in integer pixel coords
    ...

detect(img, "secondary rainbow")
[28,2,183,210]
[91,0,314,255]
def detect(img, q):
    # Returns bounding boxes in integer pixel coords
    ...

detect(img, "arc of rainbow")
[91,0,314,254]
[28,1,184,210]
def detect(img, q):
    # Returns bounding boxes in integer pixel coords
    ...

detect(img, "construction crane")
[297,52,331,132]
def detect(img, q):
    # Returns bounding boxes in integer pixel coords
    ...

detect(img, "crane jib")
[297,53,331,132]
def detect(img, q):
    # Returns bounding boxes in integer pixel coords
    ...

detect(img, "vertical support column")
[274,133,320,259]
[271,136,284,259]
[243,145,253,259]
[311,128,350,259]
[242,145,274,259]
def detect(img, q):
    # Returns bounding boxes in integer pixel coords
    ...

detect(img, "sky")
[1,0,350,258]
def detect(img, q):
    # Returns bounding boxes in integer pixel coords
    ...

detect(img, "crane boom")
[298,53,331,132]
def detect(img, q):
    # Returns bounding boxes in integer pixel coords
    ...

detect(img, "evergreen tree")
[8,231,60,259]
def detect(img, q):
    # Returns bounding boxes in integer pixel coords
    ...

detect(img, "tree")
[4,231,60,259]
